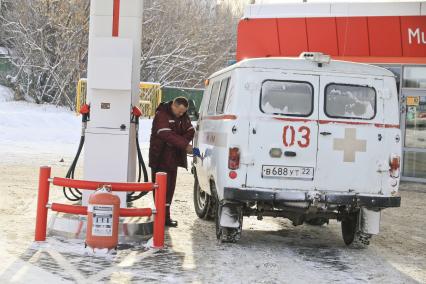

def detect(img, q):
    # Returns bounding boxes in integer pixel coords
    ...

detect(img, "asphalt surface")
[0,152,425,283]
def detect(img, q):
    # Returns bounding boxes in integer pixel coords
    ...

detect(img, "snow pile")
[0,85,14,102]
[0,85,155,162]
[0,99,81,157]
[139,119,153,144]
[0,47,9,56]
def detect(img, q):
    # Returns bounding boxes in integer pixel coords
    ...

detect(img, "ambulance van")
[192,53,401,247]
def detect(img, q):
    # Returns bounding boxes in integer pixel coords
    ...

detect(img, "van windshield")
[260,80,313,117]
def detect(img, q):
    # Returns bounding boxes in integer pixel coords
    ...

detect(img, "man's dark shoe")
[165,218,178,227]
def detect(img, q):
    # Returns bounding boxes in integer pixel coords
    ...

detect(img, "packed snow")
[0,85,14,102]
[0,85,152,164]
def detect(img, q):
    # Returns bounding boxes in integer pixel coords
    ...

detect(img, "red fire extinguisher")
[86,185,120,250]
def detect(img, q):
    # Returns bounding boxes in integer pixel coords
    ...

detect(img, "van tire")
[193,175,212,219]
[341,213,370,249]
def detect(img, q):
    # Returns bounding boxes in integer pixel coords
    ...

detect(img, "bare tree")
[141,0,241,88]
[1,0,89,107]
[1,0,242,108]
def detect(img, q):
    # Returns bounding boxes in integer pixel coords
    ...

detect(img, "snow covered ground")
[0,86,426,283]
[0,85,152,165]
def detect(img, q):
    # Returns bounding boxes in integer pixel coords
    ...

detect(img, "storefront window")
[405,96,426,148]
[403,151,426,179]
[403,66,426,88]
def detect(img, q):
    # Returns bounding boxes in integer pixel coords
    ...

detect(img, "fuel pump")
[61,0,145,208]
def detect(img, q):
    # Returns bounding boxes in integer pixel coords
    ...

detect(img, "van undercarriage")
[212,187,401,246]
[223,187,401,210]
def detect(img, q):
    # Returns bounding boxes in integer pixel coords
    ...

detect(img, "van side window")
[325,84,376,120]
[216,77,230,114]
[207,81,221,115]
[260,80,313,117]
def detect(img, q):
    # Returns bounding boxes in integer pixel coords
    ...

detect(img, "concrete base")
[47,212,153,242]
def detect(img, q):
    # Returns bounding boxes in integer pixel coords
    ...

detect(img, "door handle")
[284,151,297,157]
[320,131,332,136]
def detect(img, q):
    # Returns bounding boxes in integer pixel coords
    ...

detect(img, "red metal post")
[112,0,120,37]
[35,166,51,241]
[153,172,167,248]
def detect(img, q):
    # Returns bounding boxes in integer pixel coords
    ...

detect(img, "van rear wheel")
[193,175,212,219]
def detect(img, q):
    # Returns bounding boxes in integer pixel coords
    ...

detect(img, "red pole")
[35,166,51,241]
[153,172,167,248]
[112,0,120,37]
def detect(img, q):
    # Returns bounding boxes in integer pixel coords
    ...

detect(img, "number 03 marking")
[282,126,311,148]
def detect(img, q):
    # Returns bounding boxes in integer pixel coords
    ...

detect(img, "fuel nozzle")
[131,106,142,124]
[80,104,90,123]
[193,147,201,158]
[79,104,90,135]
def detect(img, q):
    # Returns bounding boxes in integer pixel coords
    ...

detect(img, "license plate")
[262,165,314,180]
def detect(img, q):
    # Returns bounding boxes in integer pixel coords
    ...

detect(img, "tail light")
[389,154,400,177]
[228,147,240,170]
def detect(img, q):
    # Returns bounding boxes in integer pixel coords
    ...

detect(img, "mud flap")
[219,204,242,229]
[359,208,381,235]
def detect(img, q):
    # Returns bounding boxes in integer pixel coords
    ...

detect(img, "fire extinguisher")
[86,185,120,250]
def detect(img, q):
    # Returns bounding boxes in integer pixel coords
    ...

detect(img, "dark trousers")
[151,168,178,218]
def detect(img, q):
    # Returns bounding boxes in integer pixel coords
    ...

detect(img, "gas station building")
[237,1,426,182]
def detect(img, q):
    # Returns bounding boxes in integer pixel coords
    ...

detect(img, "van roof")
[209,57,395,79]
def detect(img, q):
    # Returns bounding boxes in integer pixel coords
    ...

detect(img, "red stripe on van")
[272,117,399,129]
[319,120,371,126]
[374,123,400,129]
[204,115,237,120]
[319,120,400,129]
[273,117,313,123]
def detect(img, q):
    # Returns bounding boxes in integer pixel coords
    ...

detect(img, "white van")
[192,53,401,247]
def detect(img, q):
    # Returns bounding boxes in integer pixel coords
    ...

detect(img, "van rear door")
[316,75,384,194]
[245,73,319,190]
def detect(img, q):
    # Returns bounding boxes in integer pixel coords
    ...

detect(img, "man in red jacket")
[149,97,195,227]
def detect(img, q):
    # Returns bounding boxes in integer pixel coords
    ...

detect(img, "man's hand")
[186,144,193,154]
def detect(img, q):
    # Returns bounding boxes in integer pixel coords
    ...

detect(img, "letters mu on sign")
[409,28,426,45]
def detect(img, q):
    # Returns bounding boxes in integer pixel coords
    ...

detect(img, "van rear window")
[325,84,376,120]
[260,80,313,117]
[207,81,221,114]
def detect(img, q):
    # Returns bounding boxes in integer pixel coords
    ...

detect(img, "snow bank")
[0,85,154,160]
[0,99,81,156]
[0,85,14,102]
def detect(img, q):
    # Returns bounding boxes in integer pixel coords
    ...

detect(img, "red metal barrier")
[51,203,87,215]
[35,167,167,248]
[120,208,153,217]
[153,173,167,248]
[50,203,153,217]
[52,177,155,192]
[35,166,51,241]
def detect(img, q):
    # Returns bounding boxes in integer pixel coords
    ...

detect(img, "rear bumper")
[223,187,401,209]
